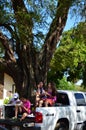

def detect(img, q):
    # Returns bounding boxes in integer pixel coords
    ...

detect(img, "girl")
[45,82,57,107]
[14,95,31,121]
[36,81,46,107]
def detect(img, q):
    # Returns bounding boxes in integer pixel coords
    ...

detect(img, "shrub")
[3,97,10,104]
[57,76,77,90]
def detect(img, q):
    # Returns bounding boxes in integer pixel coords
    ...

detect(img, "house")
[0,73,15,105]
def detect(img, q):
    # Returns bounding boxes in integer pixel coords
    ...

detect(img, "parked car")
[35,90,86,130]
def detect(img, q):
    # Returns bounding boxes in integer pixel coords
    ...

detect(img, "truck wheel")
[54,122,68,130]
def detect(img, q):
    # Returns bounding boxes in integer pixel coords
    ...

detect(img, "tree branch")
[0,32,16,62]
[11,0,27,13]
[0,23,14,36]
[41,0,72,72]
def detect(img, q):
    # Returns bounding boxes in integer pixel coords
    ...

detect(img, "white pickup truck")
[34,90,86,130]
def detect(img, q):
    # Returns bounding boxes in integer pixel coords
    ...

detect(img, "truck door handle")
[76,110,80,112]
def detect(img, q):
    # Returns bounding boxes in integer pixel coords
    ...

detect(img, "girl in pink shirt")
[14,95,31,121]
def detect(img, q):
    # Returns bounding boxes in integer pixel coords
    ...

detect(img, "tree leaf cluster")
[49,22,86,85]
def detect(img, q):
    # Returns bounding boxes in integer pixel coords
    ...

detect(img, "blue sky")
[64,12,81,31]
[64,15,76,31]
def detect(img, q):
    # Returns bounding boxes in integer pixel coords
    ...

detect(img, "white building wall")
[4,73,14,99]
[0,73,15,105]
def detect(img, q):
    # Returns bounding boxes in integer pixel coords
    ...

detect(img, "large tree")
[0,0,85,96]
[49,22,86,87]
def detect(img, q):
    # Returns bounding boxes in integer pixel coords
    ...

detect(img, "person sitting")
[5,93,21,118]
[36,81,46,107]
[35,83,41,107]
[8,93,20,105]
[13,95,31,121]
[45,82,57,107]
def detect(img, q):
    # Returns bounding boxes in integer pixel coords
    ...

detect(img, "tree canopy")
[0,0,86,96]
[49,22,86,87]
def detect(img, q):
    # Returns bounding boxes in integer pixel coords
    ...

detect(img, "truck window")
[74,93,85,106]
[56,93,70,106]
